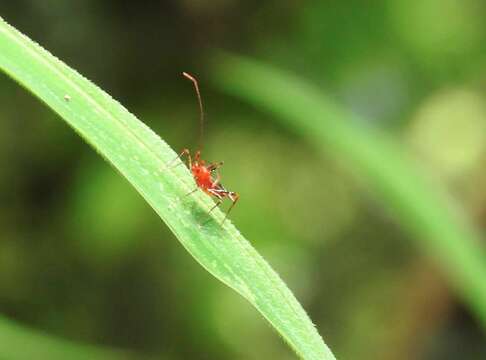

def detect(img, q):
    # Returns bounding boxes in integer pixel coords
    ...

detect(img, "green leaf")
[0,315,133,360]
[212,53,486,327]
[0,17,335,360]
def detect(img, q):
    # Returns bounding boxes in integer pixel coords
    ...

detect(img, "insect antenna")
[182,72,205,152]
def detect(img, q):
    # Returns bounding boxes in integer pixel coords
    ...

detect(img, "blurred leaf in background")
[0,0,485,359]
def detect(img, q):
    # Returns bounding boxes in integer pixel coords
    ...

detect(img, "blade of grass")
[0,315,134,360]
[0,17,335,360]
[211,53,486,327]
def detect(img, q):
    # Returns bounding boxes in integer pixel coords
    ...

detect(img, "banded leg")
[208,188,240,224]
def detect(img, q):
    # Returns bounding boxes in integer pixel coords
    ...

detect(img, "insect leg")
[201,195,223,226]
[185,188,198,197]
[208,199,223,213]
[209,188,239,224]
[207,189,224,213]
[211,169,222,188]
[222,192,240,224]
[168,148,192,168]
[207,161,224,172]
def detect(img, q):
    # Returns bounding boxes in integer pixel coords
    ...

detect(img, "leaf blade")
[212,52,486,327]
[0,17,335,360]
[0,315,133,360]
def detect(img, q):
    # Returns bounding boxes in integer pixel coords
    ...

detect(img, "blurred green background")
[1,1,486,359]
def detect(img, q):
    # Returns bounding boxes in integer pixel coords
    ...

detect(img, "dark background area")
[0,1,486,359]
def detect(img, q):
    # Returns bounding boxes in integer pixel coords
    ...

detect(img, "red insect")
[175,72,239,222]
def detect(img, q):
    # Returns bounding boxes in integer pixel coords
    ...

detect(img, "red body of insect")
[176,72,239,222]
